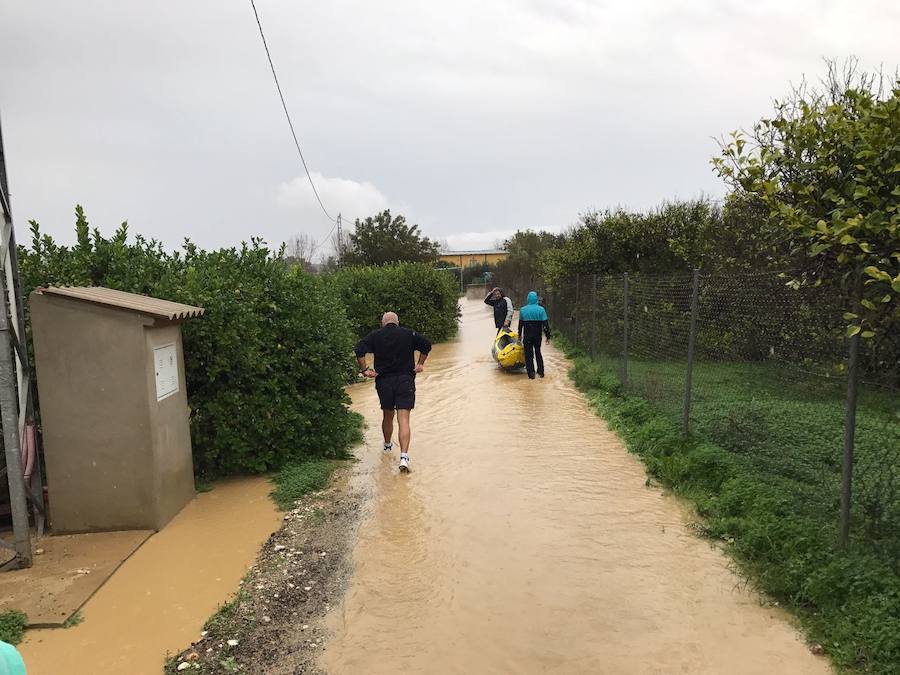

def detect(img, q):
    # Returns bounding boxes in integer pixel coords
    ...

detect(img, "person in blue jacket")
[0,641,26,675]
[517,291,551,379]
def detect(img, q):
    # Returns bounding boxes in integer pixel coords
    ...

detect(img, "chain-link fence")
[500,269,900,566]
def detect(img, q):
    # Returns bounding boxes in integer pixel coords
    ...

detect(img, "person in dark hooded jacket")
[484,287,513,331]
[517,290,551,379]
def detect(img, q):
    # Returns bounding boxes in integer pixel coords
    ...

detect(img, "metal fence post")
[591,274,598,360]
[683,269,700,435]
[574,275,581,348]
[839,331,860,548]
[622,272,629,386]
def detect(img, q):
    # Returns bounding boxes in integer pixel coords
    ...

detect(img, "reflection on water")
[323,299,829,675]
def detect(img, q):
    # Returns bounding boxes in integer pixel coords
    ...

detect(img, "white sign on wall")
[154,343,179,401]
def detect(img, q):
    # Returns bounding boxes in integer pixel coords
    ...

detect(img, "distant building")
[439,249,508,267]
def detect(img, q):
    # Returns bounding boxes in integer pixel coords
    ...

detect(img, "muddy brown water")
[323,299,830,674]
[19,477,280,675]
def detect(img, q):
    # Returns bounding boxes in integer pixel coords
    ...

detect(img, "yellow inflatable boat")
[492,327,526,370]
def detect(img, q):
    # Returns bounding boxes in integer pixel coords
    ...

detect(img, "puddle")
[19,476,281,675]
[322,299,830,674]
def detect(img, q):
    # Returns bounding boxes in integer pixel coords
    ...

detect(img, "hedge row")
[329,262,460,340]
[19,209,458,478]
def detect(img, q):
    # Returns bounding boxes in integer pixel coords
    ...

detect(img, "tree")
[341,210,439,266]
[495,229,564,287]
[713,60,900,337]
[284,233,316,273]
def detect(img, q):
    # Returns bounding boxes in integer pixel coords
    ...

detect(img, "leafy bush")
[19,208,360,478]
[714,61,900,339]
[0,610,27,645]
[329,262,460,340]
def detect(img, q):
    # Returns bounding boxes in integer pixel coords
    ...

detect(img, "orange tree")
[713,62,899,343]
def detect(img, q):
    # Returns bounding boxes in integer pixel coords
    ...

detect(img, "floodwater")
[323,299,830,674]
[19,477,281,675]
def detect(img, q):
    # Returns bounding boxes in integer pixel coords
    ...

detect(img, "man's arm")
[412,331,432,372]
[354,333,376,377]
[504,297,513,326]
[543,318,551,342]
[484,289,496,306]
[356,354,374,376]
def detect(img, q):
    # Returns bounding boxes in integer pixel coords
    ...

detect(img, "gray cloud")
[1,0,897,252]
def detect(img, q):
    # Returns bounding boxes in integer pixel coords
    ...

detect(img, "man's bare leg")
[397,409,411,453]
[382,409,394,452]
[397,409,412,472]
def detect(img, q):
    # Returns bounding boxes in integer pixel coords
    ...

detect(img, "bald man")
[355,312,432,473]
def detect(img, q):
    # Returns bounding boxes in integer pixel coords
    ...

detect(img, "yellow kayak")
[492,327,525,370]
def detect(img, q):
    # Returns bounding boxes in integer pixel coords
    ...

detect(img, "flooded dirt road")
[323,299,830,674]
[20,477,281,675]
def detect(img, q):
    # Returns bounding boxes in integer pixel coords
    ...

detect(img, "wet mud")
[166,473,362,675]
[20,477,280,675]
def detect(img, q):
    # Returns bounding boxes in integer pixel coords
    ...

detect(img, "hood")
[526,291,539,305]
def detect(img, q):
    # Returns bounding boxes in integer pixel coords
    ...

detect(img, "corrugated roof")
[38,287,205,321]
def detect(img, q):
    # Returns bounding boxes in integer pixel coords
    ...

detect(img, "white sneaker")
[383,442,393,454]
[399,454,410,473]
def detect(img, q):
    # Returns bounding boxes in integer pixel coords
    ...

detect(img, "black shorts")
[375,374,416,410]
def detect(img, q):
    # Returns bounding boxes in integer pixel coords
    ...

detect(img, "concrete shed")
[30,287,204,533]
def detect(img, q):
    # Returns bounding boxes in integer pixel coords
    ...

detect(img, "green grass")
[269,410,362,510]
[62,610,84,629]
[271,459,346,510]
[195,479,215,493]
[564,341,900,674]
[0,610,27,645]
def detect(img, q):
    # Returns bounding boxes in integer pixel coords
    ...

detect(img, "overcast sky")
[1,1,898,257]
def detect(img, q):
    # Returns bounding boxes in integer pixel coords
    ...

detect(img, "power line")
[311,215,340,254]
[248,0,335,223]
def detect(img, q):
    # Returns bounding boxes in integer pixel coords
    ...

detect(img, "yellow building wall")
[438,251,508,267]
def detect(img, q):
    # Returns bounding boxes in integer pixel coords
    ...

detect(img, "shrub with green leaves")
[713,61,899,341]
[329,262,460,340]
[0,610,27,645]
[19,207,360,478]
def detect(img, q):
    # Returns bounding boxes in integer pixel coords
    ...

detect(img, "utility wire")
[248,0,335,223]
[311,217,339,254]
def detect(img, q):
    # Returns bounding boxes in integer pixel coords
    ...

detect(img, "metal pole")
[622,272,629,386]
[7,227,45,535]
[335,213,343,267]
[591,274,598,360]
[839,331,860,548]
[683,269,700,435]
[0,293,30,567]
[0,125,45,531]
[0,118,32,567]
[574,275,580,348]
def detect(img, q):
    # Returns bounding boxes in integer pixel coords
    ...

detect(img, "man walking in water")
[355,312,432,473]
[484,287,513,332]
[517,291,551,379]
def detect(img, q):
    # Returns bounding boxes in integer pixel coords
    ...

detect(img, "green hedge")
[19,208,359,478]
[329,262,460,340]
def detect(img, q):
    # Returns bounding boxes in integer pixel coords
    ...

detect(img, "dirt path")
[322,298,830,674]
